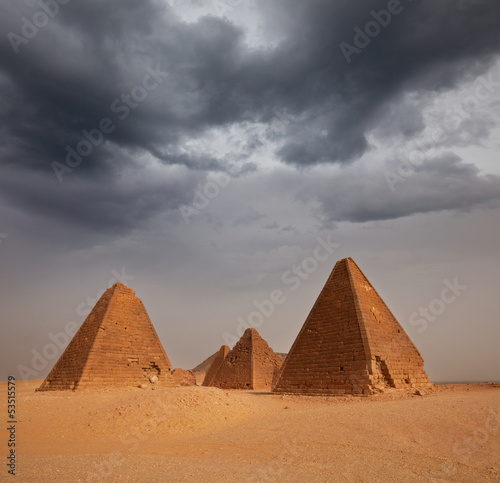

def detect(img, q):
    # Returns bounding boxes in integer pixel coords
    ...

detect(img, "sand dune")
[2,381,499,482]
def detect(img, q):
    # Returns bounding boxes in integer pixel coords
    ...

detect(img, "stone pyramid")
[208,328,283,390]
[37,283,173,391]
[202,345,230,386]
[273,257,432,396]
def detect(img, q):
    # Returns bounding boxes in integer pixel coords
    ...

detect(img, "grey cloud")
[0,0,251,234]
[0,163,203,239]
[1,0,500,240]
[263,221,279,230]
[307,153,500,223]
[370,96,428,141]
[232,207,265,227]
[0,1,243,174]
[257,0,500,166]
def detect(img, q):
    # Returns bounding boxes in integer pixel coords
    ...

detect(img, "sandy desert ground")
[1,380,499,482]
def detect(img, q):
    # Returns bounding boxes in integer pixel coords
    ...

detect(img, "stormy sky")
[1,0,499,383]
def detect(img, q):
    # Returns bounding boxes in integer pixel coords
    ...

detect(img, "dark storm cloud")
[299,153,500,223]
[0,162,203,238]
[0,0,245,174]
[3,0,497,171]
[1,0,500,234]
[257,0,500,166]
[0,0,251,233]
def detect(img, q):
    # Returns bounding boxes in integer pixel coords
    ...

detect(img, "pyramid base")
[36,368,196,391]
[272,381,435,397]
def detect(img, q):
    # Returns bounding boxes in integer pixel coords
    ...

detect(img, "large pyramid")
[273,257,432,396]
[38,283,173,391]
[208,329,283,390]
[202,345,230,386]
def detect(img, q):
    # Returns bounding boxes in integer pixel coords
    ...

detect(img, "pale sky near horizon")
[1,0,499,383]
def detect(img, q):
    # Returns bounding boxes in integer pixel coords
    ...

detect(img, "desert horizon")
[2,379,499,482]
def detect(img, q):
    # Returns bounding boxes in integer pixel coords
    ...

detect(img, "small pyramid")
[191,350,219,385]
[273,258,432,396]
[37,283,172,390]
[208,329,283,390]
[202,345,230,386]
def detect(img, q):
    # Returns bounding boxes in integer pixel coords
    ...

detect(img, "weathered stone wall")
[273,259,371,395]
[37,287,116,391]
[347,259,431,390]
[252,337,283,390]
[209,329,283,390]
[202,345,230,386]
[210,331,253,389]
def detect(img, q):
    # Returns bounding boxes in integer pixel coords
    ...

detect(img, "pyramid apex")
[109,282,135,294]
[111,282,129,288]
[243,327,260,338]
[335,257,360,272]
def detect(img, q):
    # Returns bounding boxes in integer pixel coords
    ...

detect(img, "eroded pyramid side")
[202,345,230,386]
[250,330,283,390]
[346,258,431,390]
[209,330,254,389]
[273,259,372,395]
[37,285,116,391]
[208,328,282,390]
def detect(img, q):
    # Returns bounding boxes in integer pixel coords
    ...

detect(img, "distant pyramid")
[202,345,230,386]
[38,283,173,390]
[208,329,283,390]
[273,258,432,396]
[191,350,219,385]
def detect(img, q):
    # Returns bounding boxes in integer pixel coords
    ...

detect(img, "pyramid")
[37,283,173,391]
[208,329,283,390]
[202,345,230,386]
[273,257,432,396]
[191,350,219,385]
